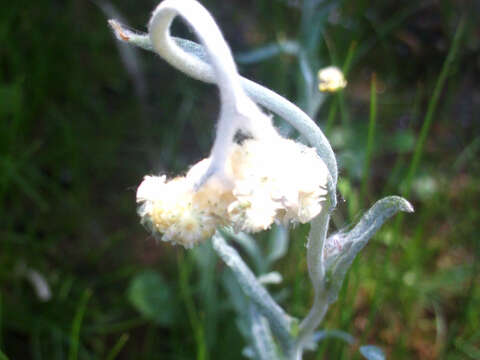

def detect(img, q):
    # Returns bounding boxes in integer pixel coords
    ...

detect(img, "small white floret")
[318,66,347,92]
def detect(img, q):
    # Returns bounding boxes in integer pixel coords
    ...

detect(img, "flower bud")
[318,66,347,92]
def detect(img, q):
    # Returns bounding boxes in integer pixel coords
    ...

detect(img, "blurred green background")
[0,0,478,359]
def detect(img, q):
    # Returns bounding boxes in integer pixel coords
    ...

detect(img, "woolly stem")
[107,23,338,194]
[148,0,278,186]
[292,211,330,358]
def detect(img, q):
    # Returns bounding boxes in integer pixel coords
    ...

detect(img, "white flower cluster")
[137,134,329,248]
[133,0,332,248]
[317,66,347,92]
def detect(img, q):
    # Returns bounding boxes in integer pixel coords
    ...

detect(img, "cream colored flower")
[228,178,282,233]
[318,66,347,92]
[228,136,329,228]
[136,175,217,248]
[136,135,329,247]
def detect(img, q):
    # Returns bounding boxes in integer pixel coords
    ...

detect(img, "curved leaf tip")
[323,195,414,304]
[386,195,414,213]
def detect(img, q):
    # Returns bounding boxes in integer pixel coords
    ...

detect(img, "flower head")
[318,66,347,92]
[137,135,329,248]
[137,175,218,248]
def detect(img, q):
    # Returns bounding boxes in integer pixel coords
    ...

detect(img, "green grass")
[360,73,377,205]
[69,289,92,360]
[0,0,478,359]
[105,333,129,360]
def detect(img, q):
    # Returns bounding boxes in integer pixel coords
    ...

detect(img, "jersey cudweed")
[134,0,330,248]
[109,1,413,359]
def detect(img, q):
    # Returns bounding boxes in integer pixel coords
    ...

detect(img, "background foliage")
[0,0,478,359]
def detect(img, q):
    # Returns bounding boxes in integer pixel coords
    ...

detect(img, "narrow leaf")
[105,333,129,360]
[212,233,293,350]
[248,304,278,360]
[326,196,413,302]
[69,289,91,360]
[235,41,299,64]
[313,329,354,345]
[359,345,385,360]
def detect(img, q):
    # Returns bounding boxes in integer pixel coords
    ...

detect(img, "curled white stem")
[149,0,240,102]
[148,0,277,186]
[107,22,338,190]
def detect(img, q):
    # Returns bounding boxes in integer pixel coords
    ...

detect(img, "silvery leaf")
[235,41,299,64]
[313,329,355,345]
[325,196,413,303]
[258,272,283,285]
[359,345,386,360]
[212,233,294,349]
[248,304,279,360]
[221,228,265,274]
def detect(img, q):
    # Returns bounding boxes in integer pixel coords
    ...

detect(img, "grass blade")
[0,291,2,349]
[0,349,8,360]
[106,333,129,360]
[361,73,377,204]
[68,289,92,360]
[178,252,208,360]
[325,41,357,133]
[394,16,466,237]
[403,17,466,197]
